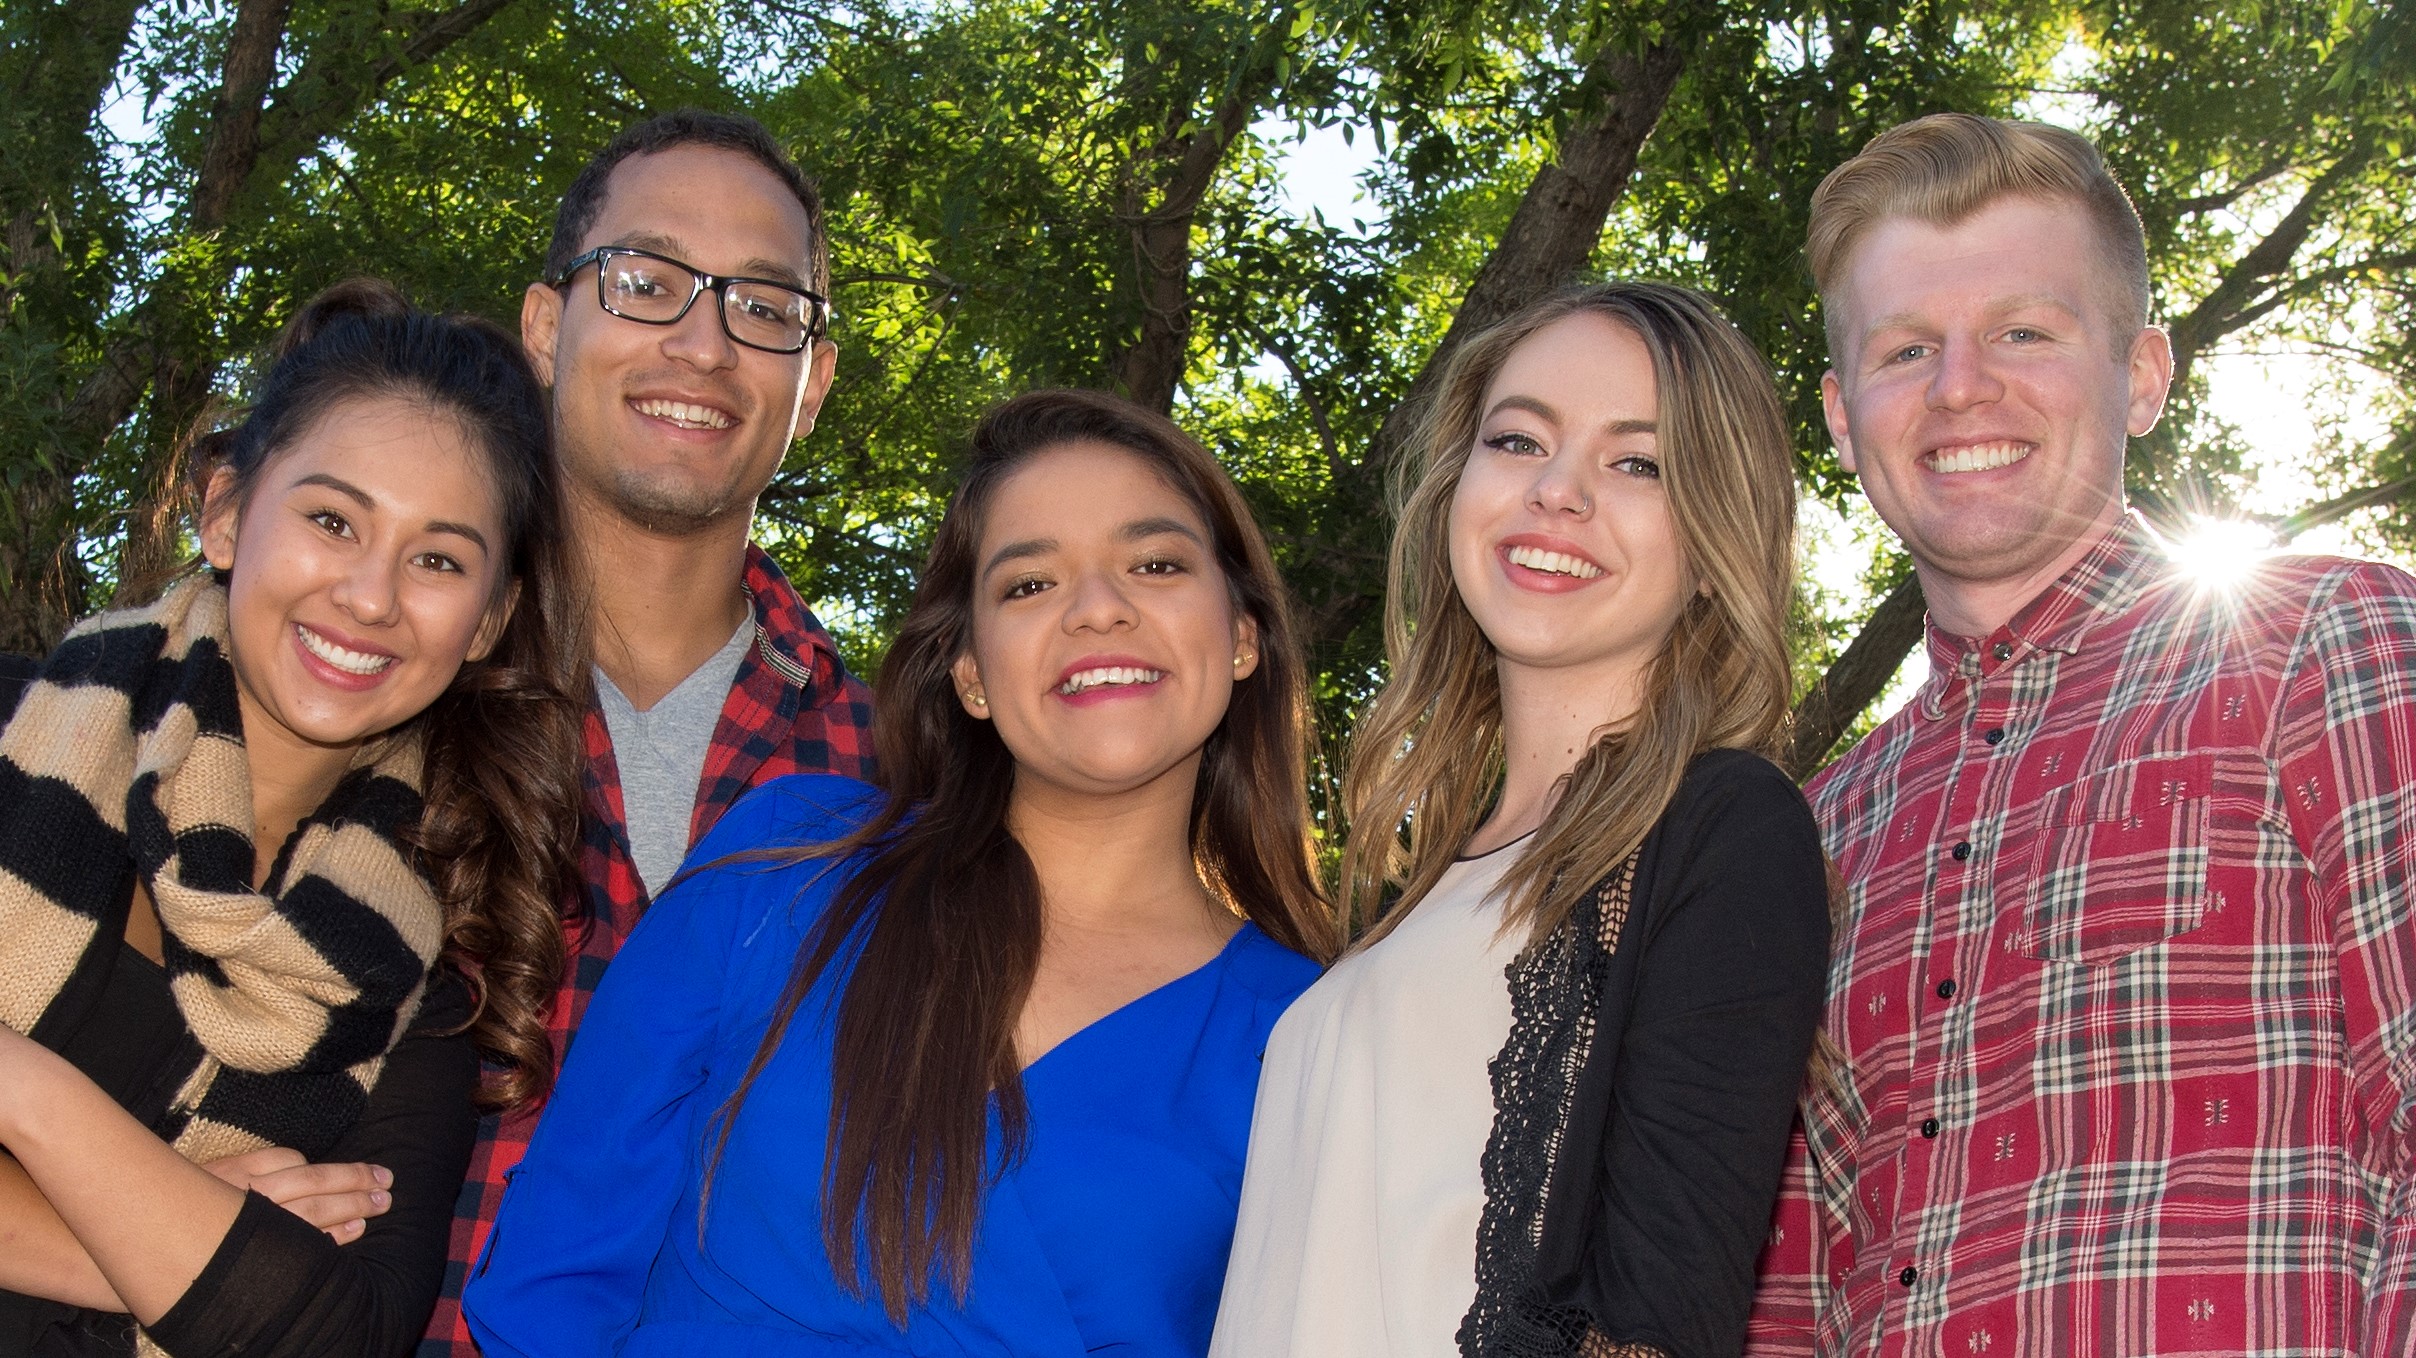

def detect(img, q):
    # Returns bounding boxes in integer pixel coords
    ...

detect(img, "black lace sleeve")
[1459,856,1638,1357]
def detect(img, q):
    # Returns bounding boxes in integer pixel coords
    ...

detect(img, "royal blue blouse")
[464,774,1320,1357]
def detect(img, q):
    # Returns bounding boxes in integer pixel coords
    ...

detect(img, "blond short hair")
[1808,113,2151,358]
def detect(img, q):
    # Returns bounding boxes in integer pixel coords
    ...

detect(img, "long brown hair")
[180,279,586,1109]
[1340,282,1797,946]
[707,388,1336,1322]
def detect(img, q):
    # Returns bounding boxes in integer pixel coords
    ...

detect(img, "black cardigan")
[1524,749,1831,1356]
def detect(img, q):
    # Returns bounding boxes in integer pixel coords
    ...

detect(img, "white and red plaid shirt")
[1748,515,2416,1356]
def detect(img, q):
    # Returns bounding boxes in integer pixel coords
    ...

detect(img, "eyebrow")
[981,536,1057,577]
[1482,395,1654,437]
[291,473,490,553]
[1122,516,1206,546]
[1483,394,1561,425]
[979,516,1206,579]
[612,231,810,290]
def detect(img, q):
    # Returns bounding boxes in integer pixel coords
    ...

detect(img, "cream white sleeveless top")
[1210,845,1524,1357]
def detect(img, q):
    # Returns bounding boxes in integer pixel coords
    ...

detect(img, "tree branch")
[2164,154,2293,219]
[2166,140,2375,389]
[253,0,519,180]
[1114,10,1298,412]
[1357,28,1689,483]
[1234,315,1339,476]
[1783,572,1927,779]
[2271,428,2416,540]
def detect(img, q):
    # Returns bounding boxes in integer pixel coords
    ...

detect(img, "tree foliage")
[4,0,2410,775]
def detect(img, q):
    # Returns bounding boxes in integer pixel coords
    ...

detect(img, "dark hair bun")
[273,277,415,360]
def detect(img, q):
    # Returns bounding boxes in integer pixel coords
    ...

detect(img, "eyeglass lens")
[599,253,815,351]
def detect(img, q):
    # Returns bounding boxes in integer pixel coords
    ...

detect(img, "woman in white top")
[1212,283,1831,1358]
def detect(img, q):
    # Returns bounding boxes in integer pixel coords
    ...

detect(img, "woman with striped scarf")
[0,280,583,1358]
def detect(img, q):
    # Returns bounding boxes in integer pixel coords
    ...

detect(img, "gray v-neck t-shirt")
[594,615,754,899]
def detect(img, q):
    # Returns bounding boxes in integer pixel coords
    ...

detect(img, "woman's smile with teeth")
[1926,440,2031,474]
[633,398,734,430]
[296,625,396,676]
[1058,666,1164,696]
[1504,545,1605,579]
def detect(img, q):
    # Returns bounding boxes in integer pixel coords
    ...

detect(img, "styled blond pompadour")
[1807,113,2151,358]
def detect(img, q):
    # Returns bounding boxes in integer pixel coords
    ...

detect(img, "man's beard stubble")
[554,386,763,538]
[604,463,751,536]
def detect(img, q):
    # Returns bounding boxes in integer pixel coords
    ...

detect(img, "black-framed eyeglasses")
[550,246,829,354]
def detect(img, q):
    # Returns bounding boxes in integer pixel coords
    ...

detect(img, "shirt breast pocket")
[2014,752,2211,966]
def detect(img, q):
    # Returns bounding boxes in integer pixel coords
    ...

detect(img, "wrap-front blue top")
[464,774,1319,1357]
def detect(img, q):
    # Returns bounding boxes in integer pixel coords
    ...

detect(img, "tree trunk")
[1362,36,1688,479]
[1783,572,1926,779]
[1299,25,1691,662]
[192,0,297,231]
[1114,15,1294,413]
[0,0,522,650]
[0,0,151,653]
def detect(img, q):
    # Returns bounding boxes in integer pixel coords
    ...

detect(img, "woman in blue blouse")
[464,389,1338,1358]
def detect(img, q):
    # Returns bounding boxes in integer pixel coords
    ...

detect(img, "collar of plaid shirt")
[1914,513,2159,720]
[577,542,868,921]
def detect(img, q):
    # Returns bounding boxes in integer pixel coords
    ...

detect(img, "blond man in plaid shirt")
[1747,113,2416,1355]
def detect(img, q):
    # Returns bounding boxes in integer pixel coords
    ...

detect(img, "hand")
[202,1147,393,1244]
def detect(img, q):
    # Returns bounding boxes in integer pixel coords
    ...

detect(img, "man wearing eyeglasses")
[417,109,874,1358]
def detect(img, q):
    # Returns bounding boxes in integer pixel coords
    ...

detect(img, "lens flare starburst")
[2164,516,2278,589]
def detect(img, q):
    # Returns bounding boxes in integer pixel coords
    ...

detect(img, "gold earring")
[965,689,987,708]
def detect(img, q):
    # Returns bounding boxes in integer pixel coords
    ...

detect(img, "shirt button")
[1951,840,1972,861]
[1991,641,2013,661]
[1899,1265,1920,1287]
[1936,978,1957,999]
[1921,1117,1940,1138]
[1985,727,2006,745]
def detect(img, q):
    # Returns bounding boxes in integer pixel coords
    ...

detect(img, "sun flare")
[2165,516,2277,589]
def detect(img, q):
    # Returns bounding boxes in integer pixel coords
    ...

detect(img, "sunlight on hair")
[2165,516,2277,589]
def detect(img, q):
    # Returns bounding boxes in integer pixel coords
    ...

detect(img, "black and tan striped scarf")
[0,574,441,1166]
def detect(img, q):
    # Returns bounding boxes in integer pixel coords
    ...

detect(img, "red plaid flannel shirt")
[419,545,873,1356]
[1746,515,2416,1355]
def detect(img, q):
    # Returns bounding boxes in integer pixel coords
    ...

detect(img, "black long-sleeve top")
[1526,749,1832,1356]
[0,660,479,1358]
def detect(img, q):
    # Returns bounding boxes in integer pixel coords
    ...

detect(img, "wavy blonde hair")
[1340,282,1798,944]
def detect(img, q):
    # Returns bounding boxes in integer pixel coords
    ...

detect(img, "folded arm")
[0,976,476,1357]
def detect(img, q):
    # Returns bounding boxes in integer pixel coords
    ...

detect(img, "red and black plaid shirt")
[1747,516,2416,1356]
[419,545,873,1357]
